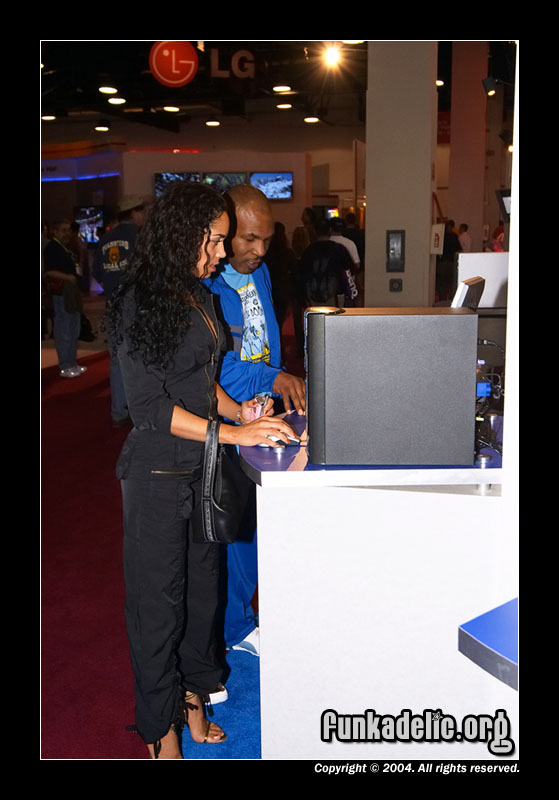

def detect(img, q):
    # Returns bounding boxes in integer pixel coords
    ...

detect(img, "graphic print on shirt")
[102,239,131,272]
[236,281,271,364]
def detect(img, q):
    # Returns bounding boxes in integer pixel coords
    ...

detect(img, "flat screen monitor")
[73,206,104,243]
[451,276,485,310]
[495,189,511,223]
[154,172,201,196]
[250,172,293,199]
[202,173,248,192]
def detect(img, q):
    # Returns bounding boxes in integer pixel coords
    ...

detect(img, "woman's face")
[195,212,229,278]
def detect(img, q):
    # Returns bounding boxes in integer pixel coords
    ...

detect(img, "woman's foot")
[184,692,227,744]
[147,725,183,759]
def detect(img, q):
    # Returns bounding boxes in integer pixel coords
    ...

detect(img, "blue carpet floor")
[181,650,261,759]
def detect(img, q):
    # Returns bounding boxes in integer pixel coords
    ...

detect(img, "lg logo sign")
[149,41,255,88]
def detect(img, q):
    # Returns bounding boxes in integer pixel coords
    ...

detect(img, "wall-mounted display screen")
[495,188,511,223]
[74,206,104,243]
[202,173,248,192]
[154,172,201,196]
[250,172,293,199]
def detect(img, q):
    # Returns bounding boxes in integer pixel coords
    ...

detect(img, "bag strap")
[201,419,220,502]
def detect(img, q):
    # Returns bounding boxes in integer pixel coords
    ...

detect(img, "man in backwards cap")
[94,195,147,427]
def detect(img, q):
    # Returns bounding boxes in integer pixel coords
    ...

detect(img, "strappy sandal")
[126,707,185,759]
[147,724,183,759]
[183,691,227,744]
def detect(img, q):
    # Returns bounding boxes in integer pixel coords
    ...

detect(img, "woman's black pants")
[121,473,222,744]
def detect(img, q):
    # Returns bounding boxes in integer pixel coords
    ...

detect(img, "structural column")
[365,41,438,307]
[447,42,488,253]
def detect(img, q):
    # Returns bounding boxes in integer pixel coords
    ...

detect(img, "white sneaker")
[59,367,82,378]
[231,627,260,657]
[208,683,229,705]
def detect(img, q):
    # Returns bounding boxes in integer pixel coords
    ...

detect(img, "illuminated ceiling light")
[273,85,291,93]
[436,79,444,87]
[341,41,364,44]
[95,119,111,131]
[41,114,56,121]
[98,85,118,94]
[323,45,341,67]
[482,77,498,96]
[108,97,126,105]
[206,119,220,127]
[163,106,180,112]
[304,115,320,124]
[276,103,292,109]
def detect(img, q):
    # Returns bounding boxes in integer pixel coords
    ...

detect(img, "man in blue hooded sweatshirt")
[204,184,306,661]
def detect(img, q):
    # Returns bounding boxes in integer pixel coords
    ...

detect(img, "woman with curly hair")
[106,181,296,759]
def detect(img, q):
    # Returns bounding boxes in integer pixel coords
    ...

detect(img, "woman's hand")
[240,396,274,423]
[222,414,297,448]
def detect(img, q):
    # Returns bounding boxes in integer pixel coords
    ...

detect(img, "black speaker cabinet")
[305,307,479,466]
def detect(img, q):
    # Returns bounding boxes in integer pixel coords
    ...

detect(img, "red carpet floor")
[41,312,304,760]
[41,351,145,759]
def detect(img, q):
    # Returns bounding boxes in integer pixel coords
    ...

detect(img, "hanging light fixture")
[482,77,499,96]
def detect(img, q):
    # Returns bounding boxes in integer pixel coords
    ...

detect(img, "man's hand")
[272,372,306,415]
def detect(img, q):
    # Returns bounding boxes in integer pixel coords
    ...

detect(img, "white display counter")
[240,414,518,761]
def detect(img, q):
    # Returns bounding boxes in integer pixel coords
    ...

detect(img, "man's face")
[131,206,147,228]
[229,204,274,274]
[54,222,72,245]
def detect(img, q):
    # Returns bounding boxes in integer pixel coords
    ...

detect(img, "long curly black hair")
[105,181,227,368]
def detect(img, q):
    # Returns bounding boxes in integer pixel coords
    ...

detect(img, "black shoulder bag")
[191,419,253,544]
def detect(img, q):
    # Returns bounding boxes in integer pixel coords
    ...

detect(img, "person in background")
[204,185,306,662]
[298,218,356,308]
[291,206,317,258]
[343,212,365,264]
[69,222,90,291]
[458,223,472,253]
[436,219,462,302]
[263,220,298,340]
[329,217,361,271]
[43,218,87,378]
[94,195,147,427]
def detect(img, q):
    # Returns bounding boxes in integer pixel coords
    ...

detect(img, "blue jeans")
[224,533,258,648]
[52,294,80,370]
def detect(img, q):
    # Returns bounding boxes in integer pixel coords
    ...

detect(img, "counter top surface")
[239,413,504,488]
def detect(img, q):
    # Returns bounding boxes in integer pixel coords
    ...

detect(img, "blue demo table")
[459,599,518,690]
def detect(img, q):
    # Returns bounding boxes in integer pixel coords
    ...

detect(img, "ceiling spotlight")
[98,85,118,94]
[163,106,180,112]
[276,103,292,110]
[41,114,56,121]
[323,45,341,67]
[108,97,126,105]
[206,119,220,127]
[436,79,444,87]
[341,41,364,44]
[482,77,499,96]
[304,115,320,124]
[273,85,291,93]
[95,119,111,131]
